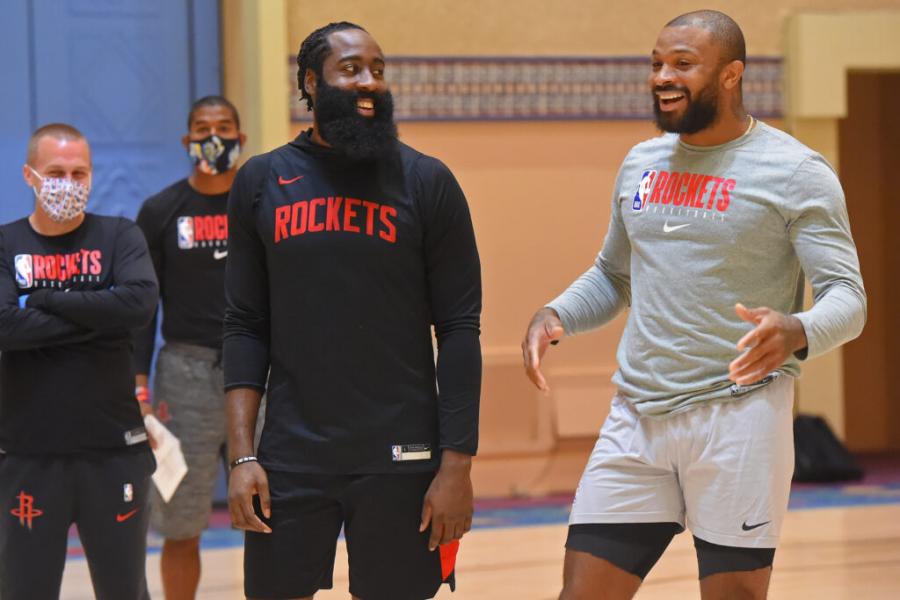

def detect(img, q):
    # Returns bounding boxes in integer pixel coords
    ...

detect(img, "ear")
[238,132,247,146]
[22,164,38,188]
[304,68,317,102]
[181,134,190,150]
[720,60,744,91]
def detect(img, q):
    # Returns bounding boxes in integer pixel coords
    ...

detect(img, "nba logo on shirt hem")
[391,444,432,461]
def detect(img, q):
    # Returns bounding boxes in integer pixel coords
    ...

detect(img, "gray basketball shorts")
[570,374,795,549]
[150,343,226,540]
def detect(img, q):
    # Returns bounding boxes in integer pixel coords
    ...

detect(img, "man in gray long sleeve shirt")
[523,10,865,600]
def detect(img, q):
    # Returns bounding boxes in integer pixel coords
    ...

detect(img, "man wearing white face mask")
[0,123,159,599]
[133,96,247,600]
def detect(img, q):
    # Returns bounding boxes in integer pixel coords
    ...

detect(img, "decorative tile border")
[289,56,783,122]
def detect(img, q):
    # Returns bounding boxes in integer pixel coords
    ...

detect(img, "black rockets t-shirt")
[224,132,482,474]
[0,214,158,454]
[133,180,229,373]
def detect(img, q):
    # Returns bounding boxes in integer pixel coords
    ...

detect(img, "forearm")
[546,259,630,335]
[226,387,263,461]
[0,305,97,351]
[436,328,481,455]
[28,284,157,331]
[794,283,866,359]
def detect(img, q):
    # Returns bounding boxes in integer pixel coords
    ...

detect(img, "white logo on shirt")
[663,220,690,233]
[213,249,228,260]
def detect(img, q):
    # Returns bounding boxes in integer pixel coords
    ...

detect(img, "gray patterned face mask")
[29,167,91,223]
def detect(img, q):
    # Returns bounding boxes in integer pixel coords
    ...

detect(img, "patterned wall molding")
[289,56,783,122]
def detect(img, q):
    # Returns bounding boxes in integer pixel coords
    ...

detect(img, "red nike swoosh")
[116,509,139,523]
[278,175,304,185]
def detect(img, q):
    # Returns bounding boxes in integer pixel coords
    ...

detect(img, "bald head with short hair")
[666,10,746,67]
[26,123,89,166]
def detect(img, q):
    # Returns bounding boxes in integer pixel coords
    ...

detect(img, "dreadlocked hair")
[296,21,368,111]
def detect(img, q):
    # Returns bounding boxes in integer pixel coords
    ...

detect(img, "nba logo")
[177,217,195,249]
[14,254,32,289]
[633,170,656,212]
[123,483,133,503]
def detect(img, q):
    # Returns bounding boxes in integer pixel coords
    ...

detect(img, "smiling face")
[649,25,726,134]
[305,28,398,160]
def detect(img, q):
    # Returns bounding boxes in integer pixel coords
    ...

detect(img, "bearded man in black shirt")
[0,123,158,599]
[224,22,482,600]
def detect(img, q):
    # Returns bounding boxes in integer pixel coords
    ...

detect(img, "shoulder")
[0,217,29,236]
[754,122,835,178]
[140,179,191,214]
[395,141,455,183]
[623,133,677,168]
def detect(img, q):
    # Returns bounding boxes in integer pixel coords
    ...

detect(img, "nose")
[356,68,379,93]
[651,64,676,89]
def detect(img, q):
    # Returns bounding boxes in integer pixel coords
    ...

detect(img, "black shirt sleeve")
[0,229,99,351]
[416,157,482,456]
[132,199,163,374]
[26,219,159,331]
[223,155,272,392]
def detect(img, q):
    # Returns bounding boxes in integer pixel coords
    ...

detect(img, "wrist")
[229,455,258,469]
[134,385,150,404]
[789,315,808,353]
[439,448,473,472]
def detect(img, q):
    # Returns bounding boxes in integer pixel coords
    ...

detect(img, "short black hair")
[666,10,746,66]
[187,95,241,130]
[296,21,368,111]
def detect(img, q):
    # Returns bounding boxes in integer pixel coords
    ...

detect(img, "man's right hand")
[522,307,565,391]
[227,462,272,534]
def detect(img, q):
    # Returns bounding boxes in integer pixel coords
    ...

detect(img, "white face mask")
[29,166,91,223]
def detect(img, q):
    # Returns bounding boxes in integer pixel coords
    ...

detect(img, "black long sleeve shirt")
[223,132,482,474]
[0,215,158,455]
[133,180,229,374]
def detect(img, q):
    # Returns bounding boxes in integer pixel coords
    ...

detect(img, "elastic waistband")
[162,342,221,363]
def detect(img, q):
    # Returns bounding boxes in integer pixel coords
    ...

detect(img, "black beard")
[314,80,398,161]
[652,79,719,135]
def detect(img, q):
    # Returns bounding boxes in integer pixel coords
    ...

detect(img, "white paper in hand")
[144,414,188,503]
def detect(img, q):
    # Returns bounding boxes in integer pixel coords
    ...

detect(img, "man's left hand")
[420,449,474,551]
[729,303,808,385]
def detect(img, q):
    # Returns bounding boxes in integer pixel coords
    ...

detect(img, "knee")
[163,536,200,553]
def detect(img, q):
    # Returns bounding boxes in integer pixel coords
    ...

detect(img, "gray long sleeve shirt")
[547,122,866,416]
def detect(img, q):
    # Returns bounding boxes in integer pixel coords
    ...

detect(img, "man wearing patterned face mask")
[0,123,158,599]
[134,95,247,600]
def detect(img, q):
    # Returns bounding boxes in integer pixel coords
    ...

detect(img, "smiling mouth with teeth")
[657,91,686,105]
[357,99,375,110]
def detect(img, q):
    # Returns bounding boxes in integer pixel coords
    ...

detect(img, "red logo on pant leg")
[10,490,43,530]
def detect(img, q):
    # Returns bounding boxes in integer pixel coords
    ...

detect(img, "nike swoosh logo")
[213,249,228,260]
[278,175,304,185]
[663,220,690,233]
[116,509,139,523]
[741,520,770,531]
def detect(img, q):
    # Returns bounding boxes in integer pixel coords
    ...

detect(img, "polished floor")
[57,476,900,599]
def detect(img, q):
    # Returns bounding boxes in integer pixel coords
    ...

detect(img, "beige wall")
[286,0,900,56]
[224,3,900,493]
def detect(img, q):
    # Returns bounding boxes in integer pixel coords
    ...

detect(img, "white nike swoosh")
[663,220,690,233]
[213,250,228,260]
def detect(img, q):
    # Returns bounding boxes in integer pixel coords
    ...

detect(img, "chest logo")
[633,170,657,212]
[663,220,690,233]
[278,175,304,186]
[213,249,228,260]
[14,254,33,289]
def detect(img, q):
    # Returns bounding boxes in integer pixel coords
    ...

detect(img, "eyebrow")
[336,53,385,65]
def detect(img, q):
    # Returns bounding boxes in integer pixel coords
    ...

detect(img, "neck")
[29,210,84,236]
[309,122,330,148]
[188,169,236,195]
[679,106,752,147]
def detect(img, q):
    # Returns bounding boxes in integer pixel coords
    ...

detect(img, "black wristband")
[229,455,258,469]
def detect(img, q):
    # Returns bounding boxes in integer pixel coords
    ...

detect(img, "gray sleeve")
[546,168,632,335]
[787,156,866,359]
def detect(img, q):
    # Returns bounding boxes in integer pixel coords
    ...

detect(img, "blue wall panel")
[0,0,221,223]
